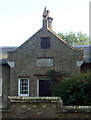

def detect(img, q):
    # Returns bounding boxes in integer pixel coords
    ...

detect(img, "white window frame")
[18,78,29,96]
[37,79,39,97]
[0,77,2,96]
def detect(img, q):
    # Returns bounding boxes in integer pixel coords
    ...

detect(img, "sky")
[0,0,90,46]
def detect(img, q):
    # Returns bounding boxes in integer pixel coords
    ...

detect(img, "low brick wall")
[2,96,91,120]
[2,96,63,119]
[58,106,91,119]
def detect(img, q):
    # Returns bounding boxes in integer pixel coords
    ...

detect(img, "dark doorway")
[39,80,52,96]
[81,62,91,73]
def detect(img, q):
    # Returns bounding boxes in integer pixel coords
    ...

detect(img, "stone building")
[73,45,91,73]
[0,8,87,119]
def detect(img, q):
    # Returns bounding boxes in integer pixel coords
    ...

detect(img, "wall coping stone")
[8,96,63,103]
[60,106,91,113]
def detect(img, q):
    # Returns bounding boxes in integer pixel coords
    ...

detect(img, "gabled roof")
[0,38,90,64]
[47,28,75,50]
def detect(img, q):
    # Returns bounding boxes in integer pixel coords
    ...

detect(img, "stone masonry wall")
[2,64,10,108]
[7,27,83,97]
[2,97,91,119]
[2,97,63,119]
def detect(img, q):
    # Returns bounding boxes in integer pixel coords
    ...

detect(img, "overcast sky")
[0,0,90,46]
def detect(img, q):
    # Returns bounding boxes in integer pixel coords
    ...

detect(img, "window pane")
[41,38,50,49]
[25,91,28,94]
[19,78,29,96]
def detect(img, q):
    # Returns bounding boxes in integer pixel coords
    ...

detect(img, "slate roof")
[73,45,91,63]
[0,47,17,64]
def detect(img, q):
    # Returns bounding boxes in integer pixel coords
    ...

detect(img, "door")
[37,79,52,97]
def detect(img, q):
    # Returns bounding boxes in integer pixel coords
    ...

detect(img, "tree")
[52,73,91,106]
[58,31,89,45]
[46,69,66,86]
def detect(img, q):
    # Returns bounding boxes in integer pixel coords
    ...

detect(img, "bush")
[52,73,91,106]
[46,69,66,85]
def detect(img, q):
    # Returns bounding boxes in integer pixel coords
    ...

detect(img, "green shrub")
[46,69,66,85]
[52,73,91,105]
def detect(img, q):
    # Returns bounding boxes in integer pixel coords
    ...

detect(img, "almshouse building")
[0,8,90,119]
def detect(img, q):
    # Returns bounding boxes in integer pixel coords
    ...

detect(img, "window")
[37,58,53,67]
[41,38,50,49]
[0,77,2,96]
[18,78,29,96]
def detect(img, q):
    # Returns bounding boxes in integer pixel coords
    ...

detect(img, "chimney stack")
[43,7,53,29]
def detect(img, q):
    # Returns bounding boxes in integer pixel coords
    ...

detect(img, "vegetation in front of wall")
[51,72,91,106]
[46,69,67,86]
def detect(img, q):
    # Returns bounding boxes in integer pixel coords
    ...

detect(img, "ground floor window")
[0,77,2,96]
[18,78,29,96]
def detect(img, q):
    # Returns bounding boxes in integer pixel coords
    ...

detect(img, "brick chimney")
[43,7,53,29]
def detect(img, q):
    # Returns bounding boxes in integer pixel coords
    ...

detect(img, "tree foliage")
[58,31,89,45]
[52,73,91,106]
[46,69,67,85]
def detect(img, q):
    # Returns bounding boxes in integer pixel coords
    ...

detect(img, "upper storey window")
[41,38,50,49]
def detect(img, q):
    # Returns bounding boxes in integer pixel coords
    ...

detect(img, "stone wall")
[2,64,10,108]
[58,106,91,119]
[7,27,83,97]
[2,97,91,119]
[2,97,63,119]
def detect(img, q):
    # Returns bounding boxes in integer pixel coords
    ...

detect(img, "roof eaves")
[47,28,75,50]
[0,58,7,64]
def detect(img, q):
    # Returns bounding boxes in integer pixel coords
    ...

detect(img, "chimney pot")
[47,10,50,17]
